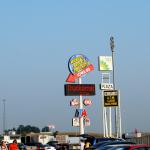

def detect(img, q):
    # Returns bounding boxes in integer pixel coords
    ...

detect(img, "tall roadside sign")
[64,54,95,136]
[98,56,113,137]
[98,38,122,138]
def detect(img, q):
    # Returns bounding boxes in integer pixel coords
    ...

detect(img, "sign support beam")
[79,77,84,135]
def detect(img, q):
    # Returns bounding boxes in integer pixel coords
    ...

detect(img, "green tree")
[42,126,49,132]
[16,125,40,134]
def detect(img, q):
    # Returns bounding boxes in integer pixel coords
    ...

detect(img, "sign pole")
[109,107,112,137]
[79,77,84,135]
[102,91,105,137]
[118,90,122,137]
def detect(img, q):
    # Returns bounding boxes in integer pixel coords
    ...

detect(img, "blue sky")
[0,1,150,134]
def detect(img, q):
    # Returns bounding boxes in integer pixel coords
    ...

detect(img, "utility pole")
[2,99,6,135]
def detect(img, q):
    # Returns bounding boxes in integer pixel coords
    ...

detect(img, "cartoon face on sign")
[68,54,90,74]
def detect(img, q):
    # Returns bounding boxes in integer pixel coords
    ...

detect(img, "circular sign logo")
[70,99,80,106]
[83,98,92,106]
[68,54,90,74]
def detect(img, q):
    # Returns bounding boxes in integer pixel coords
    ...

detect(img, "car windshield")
[44,144,49,147]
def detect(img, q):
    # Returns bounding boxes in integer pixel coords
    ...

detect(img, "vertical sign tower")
[98,38,122,138]
[65,54,95,136]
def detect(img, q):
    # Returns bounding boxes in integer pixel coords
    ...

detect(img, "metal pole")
[110,36,118,137]
[118,90,122,138]
[110,36,115,88]
[105,108,108,137]
[102,91,106,137]
[2,99,6,135]
[79,77,84,135]
[109,107,112,137]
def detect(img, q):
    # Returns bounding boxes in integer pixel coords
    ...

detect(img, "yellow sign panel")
[69,54,90,74]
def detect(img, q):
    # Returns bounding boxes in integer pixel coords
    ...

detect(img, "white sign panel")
[70,99,80,106]
[100,83,113,90]
[84,117,90,126]
[98,56,113,71]
[72,117,79,127]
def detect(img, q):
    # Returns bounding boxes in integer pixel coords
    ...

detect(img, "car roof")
[90,140,135,149]
[129,144,150,148]
[101,144,150,150]
[101,144,132,150]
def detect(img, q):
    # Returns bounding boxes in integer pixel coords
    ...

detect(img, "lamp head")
[110,36,115,52]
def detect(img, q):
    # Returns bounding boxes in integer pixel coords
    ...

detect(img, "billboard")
[98,56,113,71]
[64,84,95,96]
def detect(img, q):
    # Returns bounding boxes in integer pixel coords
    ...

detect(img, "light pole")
[110,36,115,89]
[110,37,117,137]
[2,99,6,135]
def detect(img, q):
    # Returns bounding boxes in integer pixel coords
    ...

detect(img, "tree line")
[5,125,52,135]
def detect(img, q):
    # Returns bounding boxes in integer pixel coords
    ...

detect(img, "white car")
[43,144,56,150]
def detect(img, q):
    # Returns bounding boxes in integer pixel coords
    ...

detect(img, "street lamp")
[2,99,6,135]
[110,36,115,89]
[110,36,118,137]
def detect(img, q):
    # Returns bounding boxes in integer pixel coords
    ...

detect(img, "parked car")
[99,144,133,150]
[43,144,56,150]
[100,144,150,150]
[80,134,125,146]
[85,140,135,150]
[26,142,44,150]
[95,137,125,144]
[36,143,45,150]
[47,141,61,150]
[18,143,26,150]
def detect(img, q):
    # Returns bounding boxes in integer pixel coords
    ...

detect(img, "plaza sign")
[100,83,113,90]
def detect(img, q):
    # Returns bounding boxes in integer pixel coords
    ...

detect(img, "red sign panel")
[64,84,95,96]
[66,64,94,83]
[83,98,92,106]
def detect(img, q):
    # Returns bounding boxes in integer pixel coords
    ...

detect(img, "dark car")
[18,143,26,150]
[85,141,135,150]
[25,142,44,150]
[99,144,133,150]
[80,134,125,146]
[101,144,150,150]
[47,141,61,150]
[95,137,125,144]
